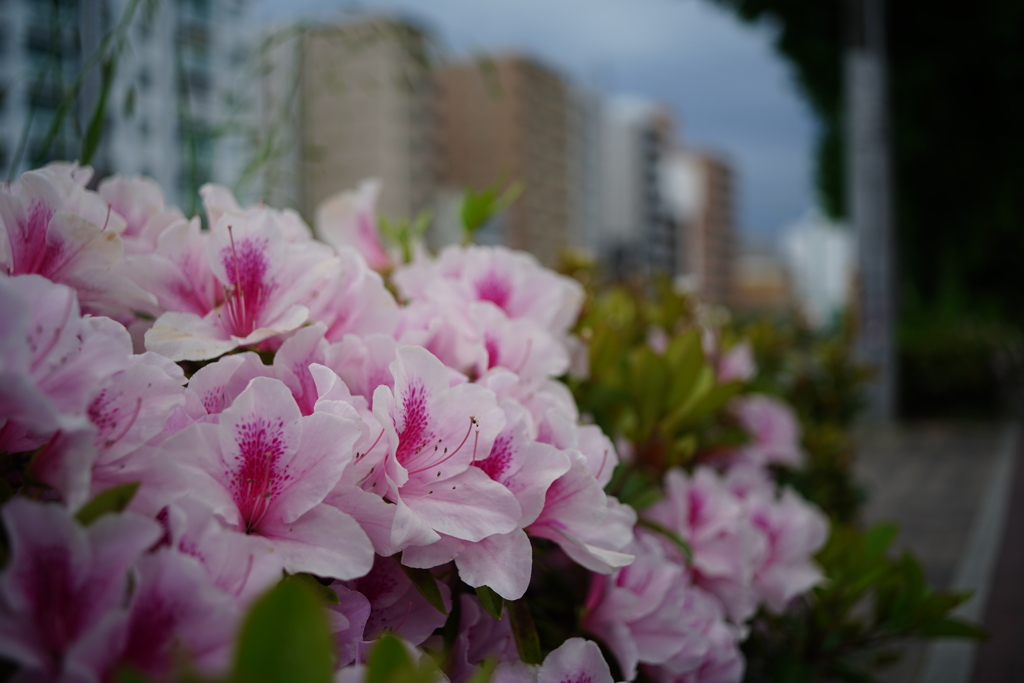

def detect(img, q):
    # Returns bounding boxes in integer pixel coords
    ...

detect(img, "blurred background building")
[0,0,252,212]
[0,6,780,312]
[435,55,570,265]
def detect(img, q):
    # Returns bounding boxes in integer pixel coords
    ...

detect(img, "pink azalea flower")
[0,275,130,452]
[117,216,219,324]
[393,245,584,338]
[644,616,745,683]
[396,294,481,374]
[0,164,155,317]
[749,488,828,613]
[527,449,636,574]
[338,555,450,647]
[490,638,614,683]
[315,179,391,271]
[167,376,374,580]
[471,371,633,575]
[98,175,185,254]
[0,498,161,682]
[356,346,522,553]
[401,399,571,599]
[153,498,282,604]
[731,395,803,468]
[584,529,748,683]
[97,549,240,681]
[716,342,756,384]
[144,186,337,361]
[201,183,313,243]
[447,593,520,683]
[306,247,400,342]
[470,302,570,381]
[723,469,828,613]
[325,333,399,403]
[643,468,766,624]
[325,583,371,667]
[0,275,137,508]
[85,352,187,506]
[584,534,703,679]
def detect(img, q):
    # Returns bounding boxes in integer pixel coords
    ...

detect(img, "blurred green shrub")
[898,314,1023,419]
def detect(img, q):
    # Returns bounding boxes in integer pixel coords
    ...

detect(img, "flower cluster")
[0,163,827,683]
[583,443,827,682]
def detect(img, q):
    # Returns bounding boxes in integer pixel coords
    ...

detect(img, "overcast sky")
[254,0,818,243]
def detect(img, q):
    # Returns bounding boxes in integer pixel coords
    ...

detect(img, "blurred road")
[853,420,1020,683]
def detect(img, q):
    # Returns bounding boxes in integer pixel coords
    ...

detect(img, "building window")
[184,0,211,21]
[186,69,210,100]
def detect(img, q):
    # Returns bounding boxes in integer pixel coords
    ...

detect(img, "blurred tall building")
[661,149,736,305]
[435,55,571,266]
[732,243,791,314]
[0,0,252,209]
[594,99,677,280]
[300,18,436,221]
[251,17,436,222]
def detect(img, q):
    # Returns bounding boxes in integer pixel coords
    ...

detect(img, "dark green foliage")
[460,183,523,243]
[507,598,543,665]
[705,0,844,217]
[742,524,984,682]
[399,562,449,616]
[572,280,744,475]
[710,0,1024,352]
[898,314,1023,418]
[741,317,870,522]
[475,585,505,620]
[75,483,140,526]
[283,573,342,605]
[232,580,334,683]
[565,270,984,681]
[365,635,443,683]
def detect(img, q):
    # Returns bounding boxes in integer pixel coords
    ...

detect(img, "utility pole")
[846,0,896,420]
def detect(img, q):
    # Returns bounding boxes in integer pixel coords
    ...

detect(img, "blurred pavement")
[853,420,1020,683]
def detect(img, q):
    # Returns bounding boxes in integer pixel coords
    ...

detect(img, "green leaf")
[283,573,341,604]
[918,617,988,640]
[475,585,505,620]
[460,183,522,241]
[399,562,448,615]
[76,483,140,525]
[82,56,117,165]
[366,634,415,683]
[864,523,899,557]
[114,668,151,683]
[365,634,444,683]
[507,598,542,665]
[466,657,497,683]
[233,580,332,683]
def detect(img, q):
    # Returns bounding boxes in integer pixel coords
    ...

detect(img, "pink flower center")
[22,546,86,670]
[229,417,290,534]
[220,227,274,337]
[121,592,179,675]
[474,271,512,311]
[89,389,143,451]
[395,382,433,467]
[476,434,513,481]
[560,675,593,683]
[9,201,54,276]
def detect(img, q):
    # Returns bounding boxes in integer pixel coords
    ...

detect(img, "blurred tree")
[709,0,1024,326]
